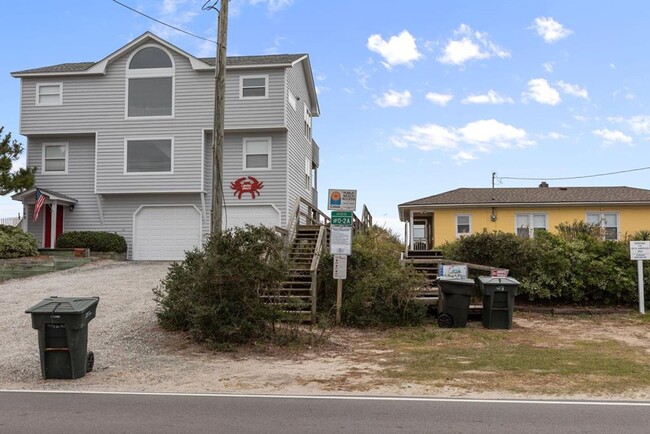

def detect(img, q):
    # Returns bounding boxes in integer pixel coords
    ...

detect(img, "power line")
[498,165,650,182]
[112,0,217,44]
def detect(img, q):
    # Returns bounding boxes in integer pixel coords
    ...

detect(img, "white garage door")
[133,206,202,260]
[225,205,280,230]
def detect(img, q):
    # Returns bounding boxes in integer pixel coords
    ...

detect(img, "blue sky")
[2,0,650,235]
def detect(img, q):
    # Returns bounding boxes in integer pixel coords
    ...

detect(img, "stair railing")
[308,225,327,323]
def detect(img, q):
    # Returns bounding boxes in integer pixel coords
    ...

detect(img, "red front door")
[44,205,64,248]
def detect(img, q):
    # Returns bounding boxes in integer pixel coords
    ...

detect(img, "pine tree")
[0,126,35,195]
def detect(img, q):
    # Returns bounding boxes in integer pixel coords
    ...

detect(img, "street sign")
[327,189,357,211]
[331,211,353,226]
[333,255,347,279]
[330,226,352,255]
[630,241,650,260]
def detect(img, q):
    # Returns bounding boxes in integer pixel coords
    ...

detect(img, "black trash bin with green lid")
[436,277,475,328]
[476,277,519,329]
[25,296,99,379]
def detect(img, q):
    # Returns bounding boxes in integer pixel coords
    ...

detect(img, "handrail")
[298,197,330,226]
[309,225,327,323]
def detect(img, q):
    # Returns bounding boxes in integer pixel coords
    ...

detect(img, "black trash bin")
[25,296,99,379]
[436,277,475,328]
[476,277,519,329]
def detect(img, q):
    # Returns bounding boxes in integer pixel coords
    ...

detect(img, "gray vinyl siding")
[285,64,315,212]
[18,41,288,194]
[26,135,98,247]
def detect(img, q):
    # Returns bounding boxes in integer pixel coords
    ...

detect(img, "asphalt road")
[1,391,648,433]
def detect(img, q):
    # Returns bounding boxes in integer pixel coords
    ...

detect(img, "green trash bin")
[436,277,475,328]
[25,296,99,379]
[476,277,519,329]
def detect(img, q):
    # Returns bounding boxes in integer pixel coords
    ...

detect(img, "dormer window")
[126,45,174,118]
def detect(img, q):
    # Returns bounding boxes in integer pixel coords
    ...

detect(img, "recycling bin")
[436,277,475,328]
[476,276,520,329]
[25,296,99,379]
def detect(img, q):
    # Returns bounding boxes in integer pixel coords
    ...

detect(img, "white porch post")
[408,210,414,251]
[50,200,58,248]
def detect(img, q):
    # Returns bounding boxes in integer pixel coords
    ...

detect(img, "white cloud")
[593,129,633,145]
[628,115,650,134]
[438,24,510,66]
[367,30,422,68]
[458,119,529,148]
[390,119,531,160]
[425,92,454,107]
[543,62,554,73]
[462,90,513,105]
[250,0,294,12]
[523,78,561,105]
[530,17,573,43]
[556,81,589,99]
[375,90,412,108]
[547,132,568,140]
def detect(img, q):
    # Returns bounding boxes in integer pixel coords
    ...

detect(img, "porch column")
[408,210,414,251]
[50,200,58,248]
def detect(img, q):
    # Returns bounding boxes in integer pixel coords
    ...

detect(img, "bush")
[318,226,426,327]
[0,224,38,258]
[56,231,127,252]
[153,225,290,347]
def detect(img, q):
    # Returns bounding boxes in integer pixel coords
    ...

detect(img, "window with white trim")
[240,75,268,99]
[126,139,173,173]
[304,157,311,191]
[36,83,62,106]
[288,91,297,110]
[456,215,471,238]
[586,212,619,240]
[126,46,174,118]
[516,213,548,238]
[304,105,312,140]
[243,138,271,169]
[42,143,68,174]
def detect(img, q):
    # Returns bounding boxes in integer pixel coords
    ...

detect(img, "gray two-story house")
[11,32,320,260]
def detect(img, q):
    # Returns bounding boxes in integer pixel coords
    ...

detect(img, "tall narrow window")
[240,75,268,99]
[456,215,471,238]
[42,143,68,174]
[304,105,312,141]
[305,157,311,191]
[243,138,271,169]
[36,83,63,106]
[126,46,174,118]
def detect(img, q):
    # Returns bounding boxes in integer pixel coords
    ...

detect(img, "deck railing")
[0,216,22,227]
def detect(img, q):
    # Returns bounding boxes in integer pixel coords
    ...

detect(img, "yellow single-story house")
[398,184,650,250]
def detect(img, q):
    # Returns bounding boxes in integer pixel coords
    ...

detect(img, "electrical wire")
[498,165,650,182]
[112,0,217,44]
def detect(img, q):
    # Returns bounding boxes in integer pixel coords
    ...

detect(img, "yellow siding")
[431,205,650,246]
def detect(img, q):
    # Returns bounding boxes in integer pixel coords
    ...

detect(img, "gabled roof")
[12,187,77,204]
[11,32,320,116]
[398,186,650,220]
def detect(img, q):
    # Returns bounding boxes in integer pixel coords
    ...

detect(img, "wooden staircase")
[263,225,327,322]
[402,250,444,306]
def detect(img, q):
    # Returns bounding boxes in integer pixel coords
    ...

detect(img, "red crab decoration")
[230,176,264,199]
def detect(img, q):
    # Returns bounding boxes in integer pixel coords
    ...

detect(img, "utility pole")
[211,0,228,233]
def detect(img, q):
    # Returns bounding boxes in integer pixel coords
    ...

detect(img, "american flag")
[33,188,46,222]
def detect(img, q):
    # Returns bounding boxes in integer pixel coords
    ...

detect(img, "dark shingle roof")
[13,54,306,75]
[400,187,650,207]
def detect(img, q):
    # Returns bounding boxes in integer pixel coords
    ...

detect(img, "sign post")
[329,189,356,325]
[630,241,649,314]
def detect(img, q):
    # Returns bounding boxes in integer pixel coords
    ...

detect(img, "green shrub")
[318,226,426,327]
[0,224,38,258]
[56,231,127,252]
[153,225,290,347]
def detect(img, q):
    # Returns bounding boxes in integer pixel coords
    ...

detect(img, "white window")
[42,143,68,174]
[36,83,62,106]
[243,138,271,170]
[240,75,268,99]
[125,138,173,173]
[288,91,298,110]
[516,213,548,238]
[126,45,174,118]
[304,105,312,140]
[305,157,311,192]
[456,215,471,238]
[586,212,619,240]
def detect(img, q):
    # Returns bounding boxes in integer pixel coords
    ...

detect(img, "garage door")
[225,205,280,230]
[133,206,202,260]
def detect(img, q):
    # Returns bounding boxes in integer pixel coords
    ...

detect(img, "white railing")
[0,216,22,227]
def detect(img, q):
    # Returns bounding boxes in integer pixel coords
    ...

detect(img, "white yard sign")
[333,255,347,280]
[630,241,649,314]
[330,226,353,256]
